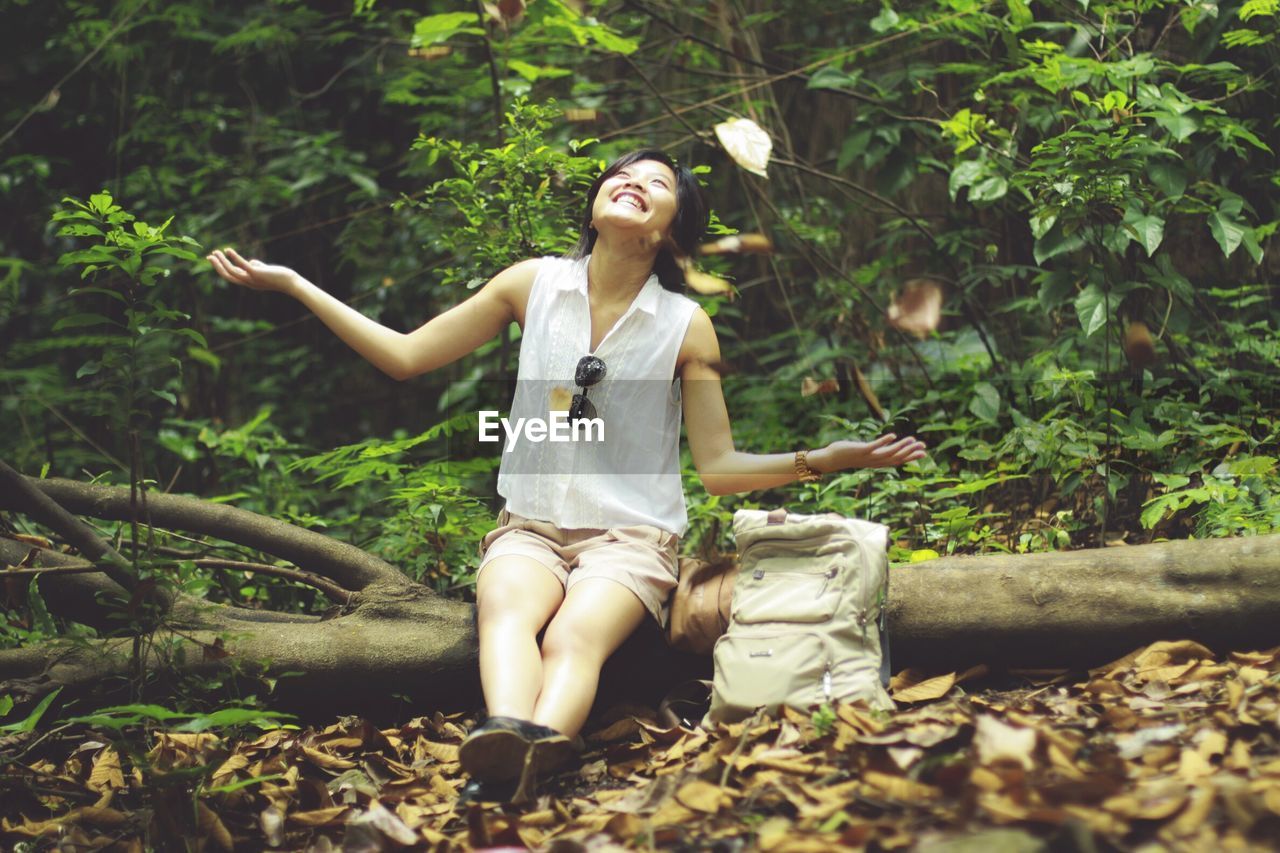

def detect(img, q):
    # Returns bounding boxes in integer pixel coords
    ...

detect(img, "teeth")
[616,193,643,210]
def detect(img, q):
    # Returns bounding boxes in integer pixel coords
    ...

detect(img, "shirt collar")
[557,254,662,316]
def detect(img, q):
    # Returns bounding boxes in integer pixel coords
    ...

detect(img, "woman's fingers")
[224,247,254,269]
[207,248,259,286]
[870,436,927,467]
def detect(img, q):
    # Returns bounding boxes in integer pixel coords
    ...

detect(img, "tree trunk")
[886,534,1280,669]
[4,475,1279,716]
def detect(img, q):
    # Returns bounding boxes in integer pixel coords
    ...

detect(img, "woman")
[207,148,926,798]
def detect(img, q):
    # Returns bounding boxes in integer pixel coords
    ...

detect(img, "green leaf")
[1241,227,1264,264]
[587,25,638,55]
[1154,112,1197,142]
[1123,208,1165,257]
[25,576,56,636]
[202,773,287,795]
[53,313,115,331]
[1074,283,1109,337]
[176,707,293,732]
[0,687,63,733]
[968,175,1008,202]
[187,346,222,374]
[1208,209,1246,258]
[808,66,862,91]
[348,172,379,196]
[948,160,983,201]
[1140,494,1177,528]
[71,703,186,724]
[870,5,900,33]
[1146,161,1186,200]
[76,360,102,379]
[411,12,481,46]
[1033,221,1086,265]
[969,382,1001,422]
[0,695,13,718]
[1029,208,1057,240]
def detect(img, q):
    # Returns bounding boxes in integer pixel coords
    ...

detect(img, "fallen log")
[887,534,1280,669]
[3,476,1279,716]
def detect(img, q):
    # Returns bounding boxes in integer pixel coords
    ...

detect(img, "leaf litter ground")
[3,639,1279,851]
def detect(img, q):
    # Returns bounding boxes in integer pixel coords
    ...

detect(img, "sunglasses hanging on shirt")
[570,355,606,423]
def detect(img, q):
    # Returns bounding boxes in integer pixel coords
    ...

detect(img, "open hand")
[207,247,299,294]
[816,433,927,472]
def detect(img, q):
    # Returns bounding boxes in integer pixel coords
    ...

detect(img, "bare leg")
[475,556,565,719]
[532,578,647,737]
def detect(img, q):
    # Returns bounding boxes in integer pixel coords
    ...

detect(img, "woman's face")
[591,159,679,244]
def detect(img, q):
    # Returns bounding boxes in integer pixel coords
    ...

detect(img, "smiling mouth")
[612,191,647,211]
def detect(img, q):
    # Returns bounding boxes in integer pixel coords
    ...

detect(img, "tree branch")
[2,478,405,590]
[2,554,352,605]
[0,461,142,598]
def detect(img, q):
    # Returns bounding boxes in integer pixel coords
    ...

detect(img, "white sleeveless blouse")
[496,255,699,535]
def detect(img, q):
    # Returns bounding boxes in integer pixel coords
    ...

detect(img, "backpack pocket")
[710,631,828,720]
[731,560,841,624]
[828,655,895,711]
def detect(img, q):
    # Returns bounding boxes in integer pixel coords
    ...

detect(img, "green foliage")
[290,413,498,590]
[50,191,204,457]
[405,98,600,288]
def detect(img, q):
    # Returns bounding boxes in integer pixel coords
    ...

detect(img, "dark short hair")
[569,149,709,292]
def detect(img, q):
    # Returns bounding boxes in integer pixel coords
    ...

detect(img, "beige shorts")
[476,507,679,626]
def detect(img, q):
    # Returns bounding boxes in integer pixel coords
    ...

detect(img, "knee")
[540,618,598,665]
[477,591,548,636]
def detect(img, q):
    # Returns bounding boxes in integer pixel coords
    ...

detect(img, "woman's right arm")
[208,248,537,380]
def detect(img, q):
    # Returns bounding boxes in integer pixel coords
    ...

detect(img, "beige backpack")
[707,508,895,723]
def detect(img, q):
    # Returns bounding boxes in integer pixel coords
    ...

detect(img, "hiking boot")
[458,716,531,782]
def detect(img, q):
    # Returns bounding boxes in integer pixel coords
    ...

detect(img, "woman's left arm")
[680,308,927,496]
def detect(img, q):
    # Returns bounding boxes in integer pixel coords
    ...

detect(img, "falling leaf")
[801,377,839,397]
[680,261,732,294]
[886,279,943,338]
[1124,321,1156,368]
[699,233,774,255]
[563,107,597,122]
[714,117,772,178]
[407,46,452,60]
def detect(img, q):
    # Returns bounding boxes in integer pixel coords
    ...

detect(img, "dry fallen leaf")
[714,117,772,178]
[973,714,1037,770]
[675,778,728,813]
[891,671,956,703]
